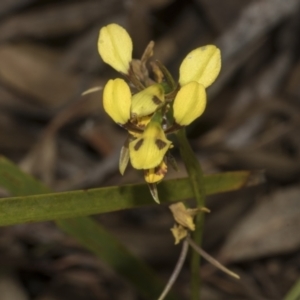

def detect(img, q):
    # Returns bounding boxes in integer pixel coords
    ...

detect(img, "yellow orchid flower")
[98,24,133,74]
[97,23,222,203]
[173,81,206,126]
[131,84,165,118]
[102,78,131,125]
[179,45,221,87]
[129,118,172,170]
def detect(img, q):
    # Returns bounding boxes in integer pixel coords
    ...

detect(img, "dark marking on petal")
[155,139,167,150]
[152,95,162,105]
[154,166,162,175]
[134,139,144,151]
[155,166,167,176]
[154,165,160,174]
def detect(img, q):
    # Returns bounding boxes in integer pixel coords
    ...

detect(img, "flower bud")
[179,45,221,87]
[103,78,131,124]
[173,81,206,126]
[98,24,133,74]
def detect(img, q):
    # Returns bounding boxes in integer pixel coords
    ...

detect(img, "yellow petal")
[129,121,172,169]
[131,84,165,118]
[103,78,131,124]
[179,45,221,87]
[98,24,133,74]
[173,81,206,126]
[144,160,167,183]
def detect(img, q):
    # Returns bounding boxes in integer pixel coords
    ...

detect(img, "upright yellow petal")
[131,84,165,118]
[129,121,172,169]
[179,45,221,87]
[98,24,133,74]
[173,81,206,126]
[103,78,131,124]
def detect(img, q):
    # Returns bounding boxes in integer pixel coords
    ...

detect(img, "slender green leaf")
[0,156,263,226]
[0,157,51,195]
[0,156,177,300]
[0,156,263,299]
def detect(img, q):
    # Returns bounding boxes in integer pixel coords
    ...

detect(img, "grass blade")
[284,278,300,300]
[0,156,177,300]
[0,156,264,226]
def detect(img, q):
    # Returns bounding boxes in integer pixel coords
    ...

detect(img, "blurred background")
[1,0,300,299]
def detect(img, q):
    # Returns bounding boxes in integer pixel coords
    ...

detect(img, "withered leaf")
[220,187,300,262]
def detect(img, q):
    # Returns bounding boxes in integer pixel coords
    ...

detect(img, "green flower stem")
[177,128,206,300]
[155,60,177,93]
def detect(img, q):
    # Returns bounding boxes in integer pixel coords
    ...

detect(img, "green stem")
[176,128,206,300]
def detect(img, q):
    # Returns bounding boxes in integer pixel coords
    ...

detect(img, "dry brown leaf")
[0,0,36,17]
[0,275,29,300]
[0,1,121,41]
[0,44,80,109]
[213,150,300,182]
[286,60,300,98]
[196,0,252,31]
[0,113,35,151]
[0,85,48,116]
[220,187,300,262]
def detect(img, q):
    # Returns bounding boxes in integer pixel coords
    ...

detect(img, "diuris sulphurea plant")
[96,23,239,300]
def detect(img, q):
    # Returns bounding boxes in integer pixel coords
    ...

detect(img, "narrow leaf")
[0,156,177,300]
[284,278,300,300]
[0,156,263,226]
